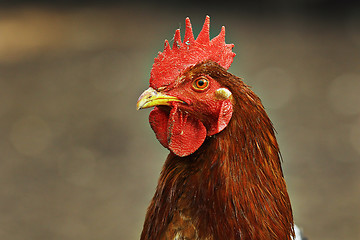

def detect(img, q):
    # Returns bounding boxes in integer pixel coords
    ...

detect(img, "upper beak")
[136,87,184,110]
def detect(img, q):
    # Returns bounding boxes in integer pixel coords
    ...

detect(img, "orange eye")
[193,77,209,91]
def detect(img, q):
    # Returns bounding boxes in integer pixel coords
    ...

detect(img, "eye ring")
[192,77,209,91]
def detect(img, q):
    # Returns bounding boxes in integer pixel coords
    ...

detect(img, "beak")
[136,87,184,110]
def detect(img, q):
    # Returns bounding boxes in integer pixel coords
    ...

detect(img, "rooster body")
[137,17,295,240]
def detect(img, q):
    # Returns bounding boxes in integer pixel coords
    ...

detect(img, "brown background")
[0,1,359,240]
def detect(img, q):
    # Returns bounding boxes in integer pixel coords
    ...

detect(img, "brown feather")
[141,61,294,240]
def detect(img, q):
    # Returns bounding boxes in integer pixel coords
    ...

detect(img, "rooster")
[137,16,303,240]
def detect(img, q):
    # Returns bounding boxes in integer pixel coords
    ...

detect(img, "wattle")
[149,105,207,157]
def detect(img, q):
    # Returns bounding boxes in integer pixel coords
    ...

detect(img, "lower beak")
[136,87,184,110]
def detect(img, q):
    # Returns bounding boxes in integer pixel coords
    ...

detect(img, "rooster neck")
[141,83,294,240]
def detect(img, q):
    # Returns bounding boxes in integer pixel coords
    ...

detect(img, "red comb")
[150,16,236,89]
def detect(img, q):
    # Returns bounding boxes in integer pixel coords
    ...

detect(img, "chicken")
[137,16,300,240]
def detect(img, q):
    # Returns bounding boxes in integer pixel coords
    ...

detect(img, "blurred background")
[0,0,360,239]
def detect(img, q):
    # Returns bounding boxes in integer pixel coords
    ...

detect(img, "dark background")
[0,1,359,239]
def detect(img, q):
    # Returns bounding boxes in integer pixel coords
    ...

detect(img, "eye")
[192,77,209,91]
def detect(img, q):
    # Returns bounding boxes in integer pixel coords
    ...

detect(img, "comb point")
[184,17,195,44]
[196,15,210,44]
[211,26,226,45]
[173,29,182,49]
[163,39,171,53]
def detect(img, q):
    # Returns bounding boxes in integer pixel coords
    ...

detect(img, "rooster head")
[137,16,236,157]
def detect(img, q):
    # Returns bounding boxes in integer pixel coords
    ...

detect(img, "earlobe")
[215,88,232,100]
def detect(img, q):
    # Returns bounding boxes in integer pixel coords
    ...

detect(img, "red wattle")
[149,106,207,157]
[167,106,207,157]
[149,107,170,148]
